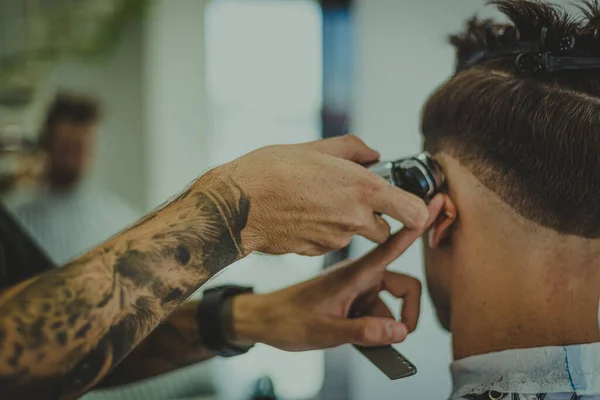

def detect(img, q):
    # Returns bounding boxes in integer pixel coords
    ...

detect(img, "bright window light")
[206,0,322,113]
[204,1,324,400]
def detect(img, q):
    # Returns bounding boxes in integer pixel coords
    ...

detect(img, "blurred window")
[205,0,322,164]
[204,2,325,400]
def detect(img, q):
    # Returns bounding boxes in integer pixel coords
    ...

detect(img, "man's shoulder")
[10,193,54,220]
[456,394,600,399]
[85,187,141,219]
[11,185,140,229]
[451,343,600,400]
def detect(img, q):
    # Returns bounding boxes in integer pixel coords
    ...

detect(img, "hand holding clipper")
[352,152,445,381]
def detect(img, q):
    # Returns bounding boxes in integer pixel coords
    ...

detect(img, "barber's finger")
[383,271,422,333]
[359,214,391,244]
[327,316,408,347]
[307,135,380,164]
[357,197,443,271]
[370,184,431,229]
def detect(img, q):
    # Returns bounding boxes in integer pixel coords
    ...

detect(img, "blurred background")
[0,0,508,399]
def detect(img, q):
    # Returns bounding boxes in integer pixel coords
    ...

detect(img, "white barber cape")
[11,184,139,265]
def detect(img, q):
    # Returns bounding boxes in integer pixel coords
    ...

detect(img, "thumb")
[327,316,408,347]
[308,135,380,164]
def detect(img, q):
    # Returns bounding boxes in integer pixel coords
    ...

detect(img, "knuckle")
[410,202,429,229]
[384,222,392,235]
[315,241,334,256]
[346,215,368,233]
[323,236,342,251]
[377,231,391,244]
[379,220,392,237]
[356,321,379,345]
[329,234,352,250]
[339,207,369,233]
[409,277,423,293]
[349,272,369,293]
[359,177,383,198]
[343,134,361,144]
[338,235,353,249]
[357,185,377,205]
[356,322,371,344]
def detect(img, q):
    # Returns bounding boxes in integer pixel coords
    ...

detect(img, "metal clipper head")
[368,151,445,201]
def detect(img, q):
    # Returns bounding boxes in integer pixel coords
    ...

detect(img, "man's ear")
[429,195,457,248]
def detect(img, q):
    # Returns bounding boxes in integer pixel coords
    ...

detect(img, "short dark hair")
[421,0,600,238]
[40,92,101,149]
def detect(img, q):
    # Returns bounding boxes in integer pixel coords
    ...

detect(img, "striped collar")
[450,343,600,399]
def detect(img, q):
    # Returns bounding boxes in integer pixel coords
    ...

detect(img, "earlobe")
[429,195,457,248]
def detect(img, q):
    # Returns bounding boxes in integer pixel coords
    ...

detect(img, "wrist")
[226,293,265,347]
[192,165,261,256]
[197,286,255,357]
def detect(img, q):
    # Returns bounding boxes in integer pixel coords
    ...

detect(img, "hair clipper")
[368,152,444,201]
[351,152,444,381]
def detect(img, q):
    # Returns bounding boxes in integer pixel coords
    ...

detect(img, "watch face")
[354,344,417,380]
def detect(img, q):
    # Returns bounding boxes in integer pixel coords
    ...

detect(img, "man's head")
[420,1,600,336]
[40,93,101,190]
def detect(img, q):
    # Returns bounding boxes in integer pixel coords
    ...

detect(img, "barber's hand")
[221,135,430,256]
[228,196,444,350]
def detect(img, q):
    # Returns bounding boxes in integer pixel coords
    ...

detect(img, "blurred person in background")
[11,92,140,265]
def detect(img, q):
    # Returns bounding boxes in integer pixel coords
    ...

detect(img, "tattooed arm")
[99,193,443,387]
[0,171,250,400]
[96,301,215,388]
[0,136,429,399]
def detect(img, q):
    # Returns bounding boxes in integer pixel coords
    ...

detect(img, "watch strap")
[196,285,254,357]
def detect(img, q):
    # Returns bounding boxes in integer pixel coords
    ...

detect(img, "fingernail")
[392,323,408,341]
[385,321,395,339]
[413,206,429,229]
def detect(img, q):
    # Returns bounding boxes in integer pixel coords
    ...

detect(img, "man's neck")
[450,236,600,360]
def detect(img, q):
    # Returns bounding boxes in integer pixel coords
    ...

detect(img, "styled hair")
[422,0,600,237]
[40,92,101,149]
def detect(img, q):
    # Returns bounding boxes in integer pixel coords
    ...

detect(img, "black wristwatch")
[196,285,255,357]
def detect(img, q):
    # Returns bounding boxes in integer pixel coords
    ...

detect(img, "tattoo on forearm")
[97,301,214,388]
[0,175,250,399]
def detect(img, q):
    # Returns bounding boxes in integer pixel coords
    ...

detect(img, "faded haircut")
[422,0,600,237]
